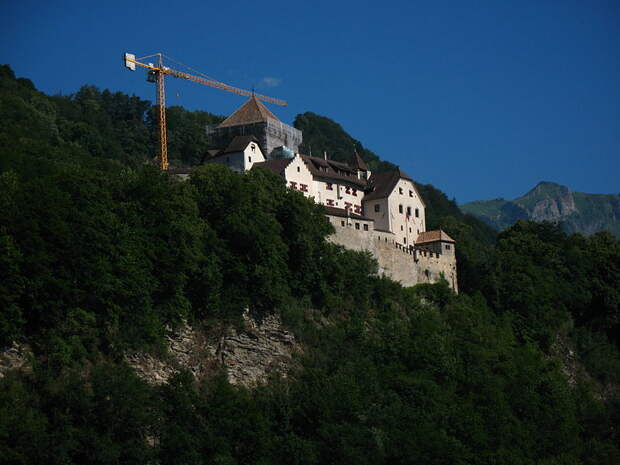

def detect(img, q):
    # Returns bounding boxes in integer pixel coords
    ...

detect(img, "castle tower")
[206,97,302,158]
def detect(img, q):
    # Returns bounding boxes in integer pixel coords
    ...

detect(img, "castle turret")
[350,150,370,180]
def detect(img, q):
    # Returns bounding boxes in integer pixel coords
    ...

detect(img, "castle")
[199,97,458,291]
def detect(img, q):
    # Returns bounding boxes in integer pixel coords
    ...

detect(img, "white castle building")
[200,98,458,291]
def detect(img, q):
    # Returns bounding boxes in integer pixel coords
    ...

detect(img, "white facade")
[313,179,363,214]
[283,155,315,199]
[204,141,265,173]
[386,178,426,247]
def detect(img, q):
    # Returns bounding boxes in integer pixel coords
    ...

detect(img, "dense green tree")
[1,64,619,465]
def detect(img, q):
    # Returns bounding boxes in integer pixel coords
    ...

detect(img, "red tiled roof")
[217,97,279,128]
[416,230,455,244]
[252,158,293,175]
[363,169,425,206]
[300,155,368,188]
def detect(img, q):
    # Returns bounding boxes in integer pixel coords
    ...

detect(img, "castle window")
[355,223,360,230]
[399,187,403,194]
[409,190,413,197]
[401,225,403,231]
[374,204,380,212]
[326,183,333,190]
[352,188,357,196]
[363,224,369,231]
[290,181,297,190]
[354,205,362,214]
[406,206,412,216]
[345,202,352,210]
[251,144,256,152]
[399,204,403,214]
[341,220,345,227]
[345,186,351,194]
[409,227,412,233]
[297,166,300,172]
[326,199,335,206]
[300,184,308,192]
[445,244,451,250]
[404,237,407,244]
[415,208,419,217]
[248,156,252,163]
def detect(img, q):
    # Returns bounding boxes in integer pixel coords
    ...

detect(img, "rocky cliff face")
[461,182,620,237]
[523,183,577,222]
[125,311,300,387]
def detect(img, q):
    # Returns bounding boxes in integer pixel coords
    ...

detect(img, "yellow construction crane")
[123,52,287,170]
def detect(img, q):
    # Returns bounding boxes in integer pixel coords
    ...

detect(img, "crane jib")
[123,51,288,170]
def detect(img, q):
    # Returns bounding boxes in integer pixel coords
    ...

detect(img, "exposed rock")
[0,342,31,378]
[125,311,300,388]
[521,184,576,222]
[216,312,299,387]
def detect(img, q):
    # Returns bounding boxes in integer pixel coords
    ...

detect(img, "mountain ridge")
[461,181,620,236]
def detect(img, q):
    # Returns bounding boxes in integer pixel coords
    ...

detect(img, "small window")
[409,190,413,197]
[341,220,345,227]
[326,199,335,206]
[300,184,308,192]
[399,187,403,194]
[251,144,256,152]
[374,204,380,212]
[415,208,419,218]
[363,224,369,231]
[326,183,333,190]
[404,237,407,244]
[355,223,360,230]
[248,156,252,163]
[409,227,412,233]
[345,186,351,194]
[406,206,411,216]
[352,188,357,196]
[297,166,300,172]
[445,244,451,250]
[290,181,297,190]
[401,225,403,231]
[399,205,403,214]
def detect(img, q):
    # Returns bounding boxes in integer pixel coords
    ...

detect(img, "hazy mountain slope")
[294,112,397,172]
[462,181,620,237]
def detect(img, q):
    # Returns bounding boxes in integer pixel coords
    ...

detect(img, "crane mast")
[123,52,287,171]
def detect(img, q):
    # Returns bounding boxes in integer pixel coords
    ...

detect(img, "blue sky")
[2,0,618,202]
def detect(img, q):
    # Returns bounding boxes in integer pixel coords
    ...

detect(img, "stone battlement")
[327,216,458,292]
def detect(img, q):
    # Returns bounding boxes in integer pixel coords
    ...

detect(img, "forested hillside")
[1,65,619,464]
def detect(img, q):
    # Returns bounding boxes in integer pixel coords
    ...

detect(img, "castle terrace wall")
[327,218,458,291]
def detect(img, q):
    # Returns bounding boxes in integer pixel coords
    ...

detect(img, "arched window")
[415,208,419,218]
[399,204,403,214]
[406,206,412,216]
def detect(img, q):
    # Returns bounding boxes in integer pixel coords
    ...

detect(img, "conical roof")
[217,97,280,128]
[350,150,369,171]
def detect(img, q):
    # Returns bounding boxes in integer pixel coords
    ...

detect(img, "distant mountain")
[461,181,620,237]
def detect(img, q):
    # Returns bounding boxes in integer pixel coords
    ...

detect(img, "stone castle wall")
[327,217,458,291]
